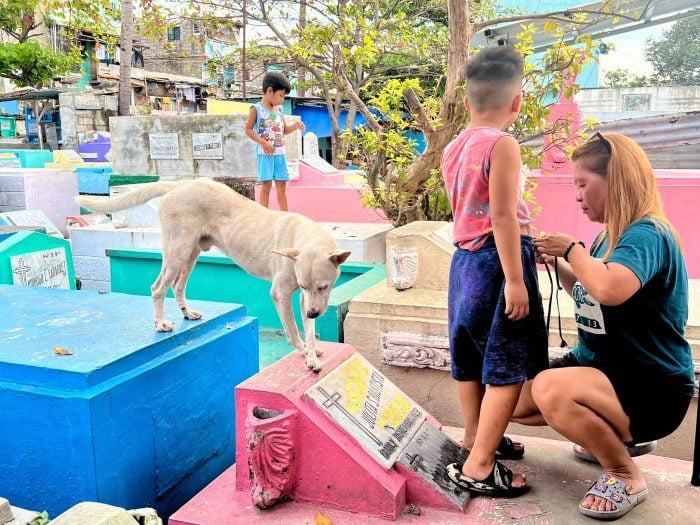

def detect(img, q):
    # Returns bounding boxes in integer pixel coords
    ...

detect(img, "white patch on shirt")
[572,281,606,335]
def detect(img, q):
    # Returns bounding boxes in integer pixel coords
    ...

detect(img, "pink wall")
[254,183,388,223]
[532,169,700,278]
[253,166,700,277]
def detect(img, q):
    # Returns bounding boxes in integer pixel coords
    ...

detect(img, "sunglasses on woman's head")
[590,131,612,153]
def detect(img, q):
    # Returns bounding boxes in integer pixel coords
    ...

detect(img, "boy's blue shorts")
[448,235,549,385]
[257,154,289,181]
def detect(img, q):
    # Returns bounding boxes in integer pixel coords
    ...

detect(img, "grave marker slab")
[226,344,469,521]
[0,209,63,238]
[192,133,223,159]
[11,246,69,289]
[0,230,75,289]
[305,353,426,468]
[149,133,179,159]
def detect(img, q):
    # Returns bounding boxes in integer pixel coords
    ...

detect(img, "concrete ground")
[170,433,700,525]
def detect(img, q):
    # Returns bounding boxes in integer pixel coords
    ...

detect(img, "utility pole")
[241,0,247,101]
[297,0,306,97]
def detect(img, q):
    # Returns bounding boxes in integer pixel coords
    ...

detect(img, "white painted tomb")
[0,168,79,236]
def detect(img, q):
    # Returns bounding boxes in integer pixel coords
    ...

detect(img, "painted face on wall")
[572,161,608,224]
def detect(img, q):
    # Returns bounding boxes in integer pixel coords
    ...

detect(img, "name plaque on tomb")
[305,354,426,468]
[192,133,223,160]
[11,248,69,289]
[149,133,179,160]
[398,420,470,509]
[300,156,338,174]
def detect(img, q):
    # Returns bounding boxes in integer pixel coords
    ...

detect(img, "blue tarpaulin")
[292,105,367,138]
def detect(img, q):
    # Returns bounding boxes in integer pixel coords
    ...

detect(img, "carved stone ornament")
[389,247,419,290]
[381,332,451,370]
[246,406,298,510]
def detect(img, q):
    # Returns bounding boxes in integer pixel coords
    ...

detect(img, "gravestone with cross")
[225,344,470,521]
[0,230,76,289]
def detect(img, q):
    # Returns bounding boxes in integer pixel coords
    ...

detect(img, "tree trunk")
[398,0,472,195]
[118,0,134,116]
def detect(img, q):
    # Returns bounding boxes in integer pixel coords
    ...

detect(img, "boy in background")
[441,46,548,497]
[245,72,304,211]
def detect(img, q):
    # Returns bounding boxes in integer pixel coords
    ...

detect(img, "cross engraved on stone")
[12,258,31,285]
[406,452,427,473]
[316,386,382,445]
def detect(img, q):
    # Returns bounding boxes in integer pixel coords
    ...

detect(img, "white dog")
[76,178,351,371]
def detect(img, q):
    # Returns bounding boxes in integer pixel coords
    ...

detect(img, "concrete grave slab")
[0,168,78,236]
[0,230,75,289]
[214,343,468,521]
[0,285,258,519]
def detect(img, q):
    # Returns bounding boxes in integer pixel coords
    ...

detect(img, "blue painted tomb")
[0,285,258,519]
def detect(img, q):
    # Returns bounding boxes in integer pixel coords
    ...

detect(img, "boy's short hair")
[263,72,291,94]
[465,46,524,112]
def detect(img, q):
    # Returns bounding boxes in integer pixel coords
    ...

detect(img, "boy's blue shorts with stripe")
[448,235,549,385]
[257,154,289,181]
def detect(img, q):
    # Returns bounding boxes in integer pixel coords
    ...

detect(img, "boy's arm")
[244,106,274,154]
[489,135,529,321]
[283,115,305,135]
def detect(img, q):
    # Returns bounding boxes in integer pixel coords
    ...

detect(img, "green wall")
[108,247,385,342]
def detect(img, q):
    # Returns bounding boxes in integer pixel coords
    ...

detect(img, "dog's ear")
[272,248,301,260]
[329,250,352,266]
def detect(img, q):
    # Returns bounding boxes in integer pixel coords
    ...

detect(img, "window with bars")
[167,26,181,41]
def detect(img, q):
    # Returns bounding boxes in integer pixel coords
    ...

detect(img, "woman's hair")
[571,132,681,259]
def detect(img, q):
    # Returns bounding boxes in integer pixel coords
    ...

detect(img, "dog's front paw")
[306,352,323,373]
[182,308,202,320]
[155,319,175,332]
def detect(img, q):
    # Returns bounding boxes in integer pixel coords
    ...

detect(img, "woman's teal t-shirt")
[571,219,694,394]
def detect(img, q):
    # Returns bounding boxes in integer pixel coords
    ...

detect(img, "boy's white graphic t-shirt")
[253,102,286,155]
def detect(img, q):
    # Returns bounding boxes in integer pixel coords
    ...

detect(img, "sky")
[494,0,675,78]
[599,23,670,76]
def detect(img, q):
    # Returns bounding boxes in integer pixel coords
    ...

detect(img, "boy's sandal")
[446,460,529,498]
[495,436,525,460]
[573,441,657,464]
[461,436,526,460]
[578,473,648,520]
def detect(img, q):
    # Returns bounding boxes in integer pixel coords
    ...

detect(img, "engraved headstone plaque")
[58,149,83,162]
[44,123,58,150]
[11,248,69,289]
[0,156,20,168]
[300,156,338,174]
[285,116,302,161]
[398,421,470,509]
[192,133,223,159]
[0,210,63,238]
[149,133,179,159]
[302,131,319,158]
[305,354,426,468]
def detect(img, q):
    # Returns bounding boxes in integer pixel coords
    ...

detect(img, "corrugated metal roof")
[598,112,700,149]
[523,111,700,169]
[598,112,700,169]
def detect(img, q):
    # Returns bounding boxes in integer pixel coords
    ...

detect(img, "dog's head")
[272,247,352,318]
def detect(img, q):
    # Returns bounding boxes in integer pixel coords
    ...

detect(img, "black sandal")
[447,460,529,498]
[461,436,525,460]
[495,436,525,460]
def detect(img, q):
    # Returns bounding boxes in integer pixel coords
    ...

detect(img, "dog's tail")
[76,181,181,213]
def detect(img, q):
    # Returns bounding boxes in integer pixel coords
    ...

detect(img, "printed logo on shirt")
[572,281,606,335]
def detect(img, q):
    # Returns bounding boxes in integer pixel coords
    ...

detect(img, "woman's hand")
[534,232,576,259]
